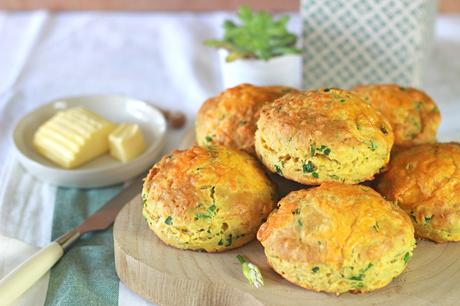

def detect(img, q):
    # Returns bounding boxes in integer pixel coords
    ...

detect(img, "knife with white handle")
[0,174,144,305]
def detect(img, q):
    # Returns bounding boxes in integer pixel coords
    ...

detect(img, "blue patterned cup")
[301,0,438,89]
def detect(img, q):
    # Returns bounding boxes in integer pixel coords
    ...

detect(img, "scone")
[195,83,296,154]
[353,84,441,149]
[377,143,460,243]
[142,145,276,252]
[255,88,394,185]
[257,183,415,294]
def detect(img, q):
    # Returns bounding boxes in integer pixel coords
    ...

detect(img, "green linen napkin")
[45,185,123,306]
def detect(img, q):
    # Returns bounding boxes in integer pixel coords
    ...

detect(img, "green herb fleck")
[195,213,211,219]
[328,174,339,180]
[424,215,433,223]
[195,187,218,219]
[312,266,320,273]
[354,282,364,289]
[414,101,423,111]
[349,263,373,281]
[340,99,346,103]
[218,239,224,246]
[302,161,315,173]
[315,145,331,155]
[324,88,331,92]
[226,234,233,246]
[205,135,213,143]
[364,263,373,272]
[274,164,283,175]
[312,172,319,178]
[372,222,380,232]
[349,275,364,281]
[237,255,264,288]
[164,216,173,225]
[292,208,300,215]
[404,252,411,264]
[380,125,388,135]
[369,141,377,151]
[208,204,217,215]
[310,144,316,157]
[297,219,303,226]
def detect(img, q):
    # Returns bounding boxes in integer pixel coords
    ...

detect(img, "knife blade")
[76,174,145,234]
[0,173,145,305]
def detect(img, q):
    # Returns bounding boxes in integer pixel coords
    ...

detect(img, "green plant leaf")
[204,6,300,61]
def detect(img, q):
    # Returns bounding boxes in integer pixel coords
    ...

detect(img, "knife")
[0,174,144,305]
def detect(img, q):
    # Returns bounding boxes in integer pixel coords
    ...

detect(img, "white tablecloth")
[0,10,459,306]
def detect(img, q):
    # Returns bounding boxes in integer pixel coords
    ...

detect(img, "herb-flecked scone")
[377,143,460,243]
[255,88,394,185]
[257,183,416,295]
[142,145,276,252]
[195,83,297,154]
[353,84,441,149]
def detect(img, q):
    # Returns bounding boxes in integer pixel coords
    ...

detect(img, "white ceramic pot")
[219,49,302,89]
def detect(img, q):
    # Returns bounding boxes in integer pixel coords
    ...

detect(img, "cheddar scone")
[255,88,394,185]
[353,84,441,149]
[258,183,415,294]
[142,145,276,252]
[377,143,460,243]
[195,83,297,155]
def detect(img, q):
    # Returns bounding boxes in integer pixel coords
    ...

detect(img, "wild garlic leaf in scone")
[255,88,394,185]
[142,145,276,252]
[257,183,415,294]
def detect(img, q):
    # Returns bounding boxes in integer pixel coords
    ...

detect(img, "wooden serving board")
[114,194,460,306]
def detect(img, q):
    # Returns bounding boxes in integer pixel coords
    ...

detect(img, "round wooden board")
[114,194,460,306]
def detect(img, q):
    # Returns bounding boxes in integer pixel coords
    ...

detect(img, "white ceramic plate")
[12,95,166,188]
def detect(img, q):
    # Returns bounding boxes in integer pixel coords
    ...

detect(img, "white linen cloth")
[0,10,459,306]
[0,234,49,306]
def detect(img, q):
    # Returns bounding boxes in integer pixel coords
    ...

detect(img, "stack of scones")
[142,83,460,295]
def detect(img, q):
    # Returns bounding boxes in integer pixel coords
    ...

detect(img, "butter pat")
[33,107,116,169]
[109,124,146,162]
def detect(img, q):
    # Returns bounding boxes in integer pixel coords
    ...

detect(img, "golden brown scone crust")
[257,183,415,294]
[195,83,297,154]
[377,143,460,243]
[255,88,394,185]
[353,84,441,149]
[142,145,276,252]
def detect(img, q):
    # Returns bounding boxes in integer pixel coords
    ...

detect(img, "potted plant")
[205,6,302,89]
